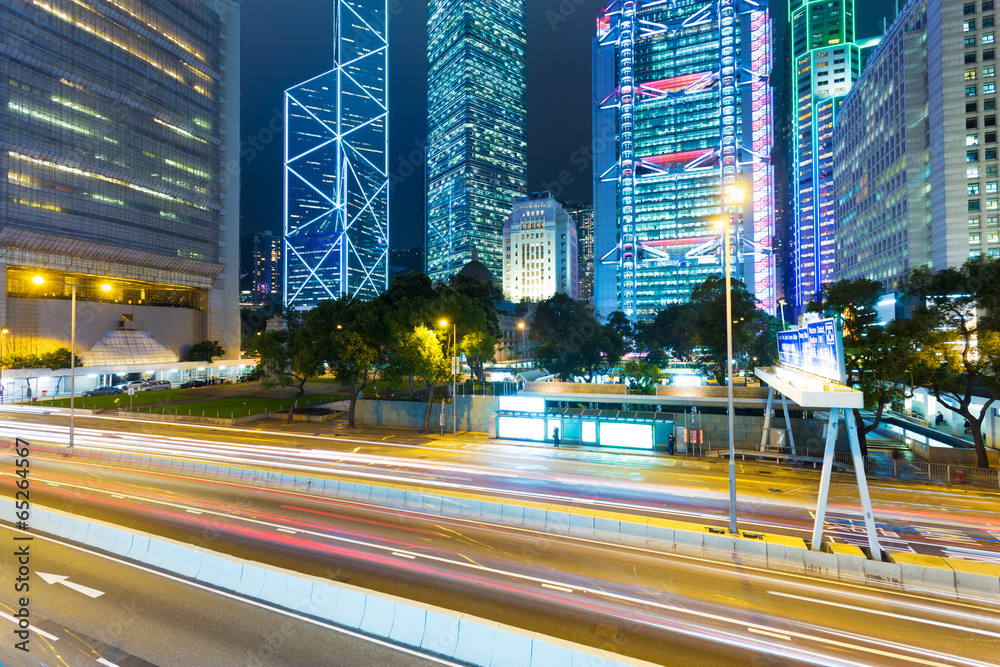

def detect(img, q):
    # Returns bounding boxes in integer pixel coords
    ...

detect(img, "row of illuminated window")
[965,65,997,79]
[6,267,205,310]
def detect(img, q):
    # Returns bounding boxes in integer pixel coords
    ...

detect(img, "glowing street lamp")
[439,319,457,436]
[32,275,113,449]
[518,321,525,362]
[715,209,738,535]
[0,326,8,404]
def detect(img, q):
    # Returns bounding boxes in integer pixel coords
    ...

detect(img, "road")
[0,525,458,667]
[2,452,999,666]
[3,409,999,563]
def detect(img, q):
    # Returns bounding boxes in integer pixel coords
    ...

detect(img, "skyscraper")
[835,0,996,299]
[787,0,880,312]
[425,0,527,284]
[593,0,776,319]
[252,231,282,306]
[565,203,595,304]
[503,193,578,302]
[284,0,389,311]
[0,0,241,361]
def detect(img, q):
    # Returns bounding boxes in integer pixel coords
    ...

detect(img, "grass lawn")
[104,393,344,418]
[43,387,196,411]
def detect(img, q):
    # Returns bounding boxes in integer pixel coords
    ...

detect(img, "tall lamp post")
[777,298,787,331]
[0,326,8,404]
[518,321,525,364]
[439,319,457,436]
[716,184,744,535]
[32,276,111,449]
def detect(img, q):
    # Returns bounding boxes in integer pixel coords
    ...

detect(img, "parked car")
[115,380,146,392]
[83,386,122,397]
[179,379,206,389]
[141,380,172,392]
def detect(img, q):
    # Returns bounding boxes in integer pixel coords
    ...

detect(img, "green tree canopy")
[185,340,225,363]
[531,293,623,381]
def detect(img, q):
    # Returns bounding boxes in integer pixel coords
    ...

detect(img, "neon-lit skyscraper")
[593,0,776,320]
[787,0,870,311]
[284,0,389,310]
[425,0,527,283]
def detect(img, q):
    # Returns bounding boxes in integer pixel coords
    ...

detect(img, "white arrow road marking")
[97,659,121,667]
[37,572,105,598]
[0,611,60,640]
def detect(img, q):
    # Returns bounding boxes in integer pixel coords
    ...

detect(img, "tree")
[637,303,699,364]
[531,293,622,381]
[317,298,389,429]
[389,325,451,432]
[905,256,1000,468]
[40,348,82,370]
[256,313,327,423]
[621,359,662,394]
[186,340,225,363]
[810,278,911,455]
[606,311,635,354]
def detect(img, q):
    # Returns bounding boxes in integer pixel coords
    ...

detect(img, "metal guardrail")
[833,452,1000,489]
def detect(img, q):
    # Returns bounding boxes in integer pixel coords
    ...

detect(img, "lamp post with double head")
[32,276,111,449]
[717,183,744,535]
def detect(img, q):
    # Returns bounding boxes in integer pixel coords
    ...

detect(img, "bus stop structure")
[755,365,883,558]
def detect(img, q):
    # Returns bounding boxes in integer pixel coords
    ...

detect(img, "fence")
[833,452,1000,489]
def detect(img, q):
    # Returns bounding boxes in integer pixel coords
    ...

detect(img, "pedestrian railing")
[833,452,1000,489]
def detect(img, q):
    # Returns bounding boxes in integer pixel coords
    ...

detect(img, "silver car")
[141,380,172,392]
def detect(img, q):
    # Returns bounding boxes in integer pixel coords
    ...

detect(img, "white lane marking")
[111,495,125,499]
[7,529,467,667]
[748,627,791,641]
[185,509,202,515]
[37,572,105,598]
[0,610,60,640]
[391,552,416,560]
[768,591,1000,640]
[541,583,574,594]
[97,659,121,667]
[276,527,297,534]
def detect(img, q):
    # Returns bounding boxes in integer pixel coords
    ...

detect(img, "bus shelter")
[494,405,674,451]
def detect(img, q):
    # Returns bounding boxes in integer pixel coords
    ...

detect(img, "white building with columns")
[503,193,578,302]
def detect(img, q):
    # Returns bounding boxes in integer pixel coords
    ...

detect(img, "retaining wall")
[356,396,499,433]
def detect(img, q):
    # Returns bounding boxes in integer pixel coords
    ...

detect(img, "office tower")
[787,0,867,313]
[593,0,776,319]
[425,0,527,284]
[565,203,595,304]
[284,0,389,310]
[836,0,995,301]
[252,231,282,306]
[0,0,241,362]
[503,193,579,302]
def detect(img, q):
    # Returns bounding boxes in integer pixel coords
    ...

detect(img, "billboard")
[777,318,845,382]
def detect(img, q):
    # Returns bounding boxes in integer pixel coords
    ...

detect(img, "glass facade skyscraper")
[787,0,864,312]
[425,0,527,283]
[0,0,241,359]
[284,0,389,310]
[593,0,776,319]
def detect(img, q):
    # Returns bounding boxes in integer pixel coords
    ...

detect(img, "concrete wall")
[525,381,626,394]
[671,411,847,455]
[6,297,202,358]
[356,396,499,432]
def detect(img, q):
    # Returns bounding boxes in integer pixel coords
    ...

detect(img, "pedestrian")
[26,384,31,403]
[891,447,901,477]
[935,412,944,426]
[668,433,676,456]
[553,427,560,448]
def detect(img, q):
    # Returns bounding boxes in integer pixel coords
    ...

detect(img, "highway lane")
[0,525,463,667]
[3,410,999,563]
[3,456,999,666]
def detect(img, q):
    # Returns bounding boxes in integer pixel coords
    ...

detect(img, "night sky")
[239,0,898,253]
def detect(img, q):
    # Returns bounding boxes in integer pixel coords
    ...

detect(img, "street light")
[717,184,743,535]
[777,298,787,330]
[518,321,525,363]
[439,319,457,436]
[0,326,8,404]
[32,276,112,449]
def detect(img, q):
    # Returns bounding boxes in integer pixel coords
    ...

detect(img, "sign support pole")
[846,410,883,559]
[811,408,841,549]
[781,393,797,455]
[760,386,774,451]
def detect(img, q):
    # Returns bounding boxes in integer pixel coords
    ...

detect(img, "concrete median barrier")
[359,593,396,637]
[332,587,367,629]
[455,616,497,665]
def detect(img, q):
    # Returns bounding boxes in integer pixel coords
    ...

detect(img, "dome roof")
[458,247,495,283]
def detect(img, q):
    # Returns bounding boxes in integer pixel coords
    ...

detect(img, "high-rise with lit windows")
[787,0,869,313]
[425,0,527,284]
[503,193,578,302]
[835,0,998,298]
[284,0,389,310]
[252,231,282,306]
[593,0,776,319]
[0,0,241,364]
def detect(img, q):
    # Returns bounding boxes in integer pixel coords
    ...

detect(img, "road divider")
[0,502,661,667]
[12,443,1000,604]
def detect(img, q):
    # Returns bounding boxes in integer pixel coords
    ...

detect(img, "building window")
[969,117,981,129]
[971,183,982,194]
[989,132,998,143]
[988,49,997,60]
[988,65,997,77]
[986,32,996,43]
[969,150,981,161]
[966,19,977,31]
[988,148,998,159]
[987,82,997,93]
[991,247,1000,257]
[969,133,981,145]
[967,67,979,79]
[968,85,978,96]
[967,35,979,46]
[989,99,999,110]
[970,167,982,178]
[967,51,979,63]
[968,100,980,112]
[986,1,995,10]
[967,2,978,13]
[971,232,982,242]
[987,16,996,27]
[970,199,982,211]
[990,232,1000,242]
[971,216,982,227]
